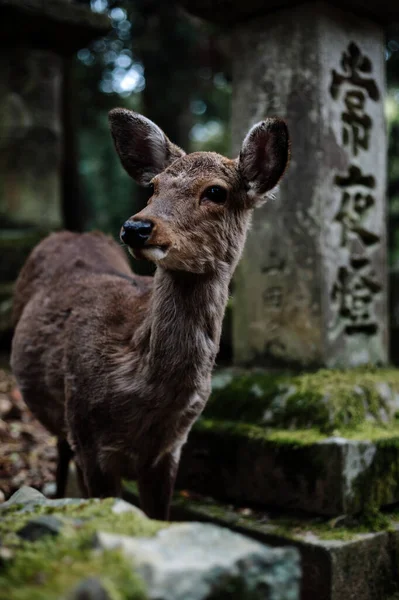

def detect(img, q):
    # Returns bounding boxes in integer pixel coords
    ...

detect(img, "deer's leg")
[77,452,121,499]
[137,449,180,520]
[55,438,74,498]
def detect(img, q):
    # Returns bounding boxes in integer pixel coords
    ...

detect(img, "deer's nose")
[120,220,154,247]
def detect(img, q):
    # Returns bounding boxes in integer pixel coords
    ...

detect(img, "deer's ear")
[238,118,290,205]
[109,109,185,185]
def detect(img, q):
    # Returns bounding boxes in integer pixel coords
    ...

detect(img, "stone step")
[123,483,399,600]
[175,418,399,516]
[178,368,399,516]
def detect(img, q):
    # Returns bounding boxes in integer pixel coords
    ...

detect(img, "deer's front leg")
[137,448,181,520]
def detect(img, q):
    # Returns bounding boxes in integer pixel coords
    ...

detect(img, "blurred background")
[0,0,399,358]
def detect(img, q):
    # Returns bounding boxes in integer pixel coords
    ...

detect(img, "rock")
[69,577,110,600]
[0,485,89,514]
[95,523,300,600]
[112,499,147,518]
[1,486,46,509]
[17,515,63,541]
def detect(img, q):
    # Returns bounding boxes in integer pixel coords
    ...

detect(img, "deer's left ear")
[238,118,290,205]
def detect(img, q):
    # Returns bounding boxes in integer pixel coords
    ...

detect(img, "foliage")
[72,0,231,239]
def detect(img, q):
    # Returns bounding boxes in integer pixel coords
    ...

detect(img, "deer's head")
[109,109,290,274]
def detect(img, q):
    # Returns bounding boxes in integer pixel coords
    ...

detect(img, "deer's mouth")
[128,245,169,261]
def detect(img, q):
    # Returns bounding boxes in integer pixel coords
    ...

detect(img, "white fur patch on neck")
[141,246,168,261]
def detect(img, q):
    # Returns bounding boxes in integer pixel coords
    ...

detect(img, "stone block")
[229,2,388,368]
[176,419,399,516]
[96,524,301,600]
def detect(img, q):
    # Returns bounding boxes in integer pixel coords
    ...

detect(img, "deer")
[10,108,290,520]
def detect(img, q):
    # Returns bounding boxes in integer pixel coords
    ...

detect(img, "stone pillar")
[0,49,63,228]
[0,0,110,230]
[181,0,392,369]
[0,0,110,339]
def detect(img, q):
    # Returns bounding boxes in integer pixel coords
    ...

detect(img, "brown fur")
[11,110,290,519]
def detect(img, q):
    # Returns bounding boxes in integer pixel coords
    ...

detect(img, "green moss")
[208,367,399,434]
[194,418,399,446]
[173,492,398,544]
[0,499,166,600]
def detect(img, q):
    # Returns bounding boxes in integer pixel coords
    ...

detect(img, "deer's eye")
[201,185,227,204]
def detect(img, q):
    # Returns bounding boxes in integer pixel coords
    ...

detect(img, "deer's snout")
[120,220,154,247]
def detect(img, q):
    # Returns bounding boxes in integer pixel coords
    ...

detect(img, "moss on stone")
[194,417,399,446]
[172,492,398,543]
[0,499,166,600]
[190,418,399,515]
[208,367,399,434]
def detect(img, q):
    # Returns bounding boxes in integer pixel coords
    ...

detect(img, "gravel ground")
[0,367,57,501]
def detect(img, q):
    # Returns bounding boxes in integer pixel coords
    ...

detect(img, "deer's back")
[11,231,152,436]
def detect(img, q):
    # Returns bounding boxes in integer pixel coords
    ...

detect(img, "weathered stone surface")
[177,420,399,516]
[0,485,89,513]
[96,523,301,600]
[1,485,45,507]
[0,48,63,229]
[230,2,387,368]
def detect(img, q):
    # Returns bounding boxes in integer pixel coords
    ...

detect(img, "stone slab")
[175,419,399,516]
[96,524,301,600]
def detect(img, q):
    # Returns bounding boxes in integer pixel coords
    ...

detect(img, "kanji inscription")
[330,42,381,337]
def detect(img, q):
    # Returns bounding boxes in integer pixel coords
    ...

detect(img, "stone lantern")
[180,0,396,369]
[0,0,110,336]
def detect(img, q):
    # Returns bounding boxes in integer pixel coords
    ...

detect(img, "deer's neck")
[136,265,231,390]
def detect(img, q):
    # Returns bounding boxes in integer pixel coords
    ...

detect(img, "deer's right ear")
[238,118,290,205]
[109,109,185,186]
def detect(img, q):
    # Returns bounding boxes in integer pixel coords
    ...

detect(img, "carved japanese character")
[332,258,381,335]
[335,165,375,189]
[330,42,379,101]
[342,90,372,155]
[335,191,379,247]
